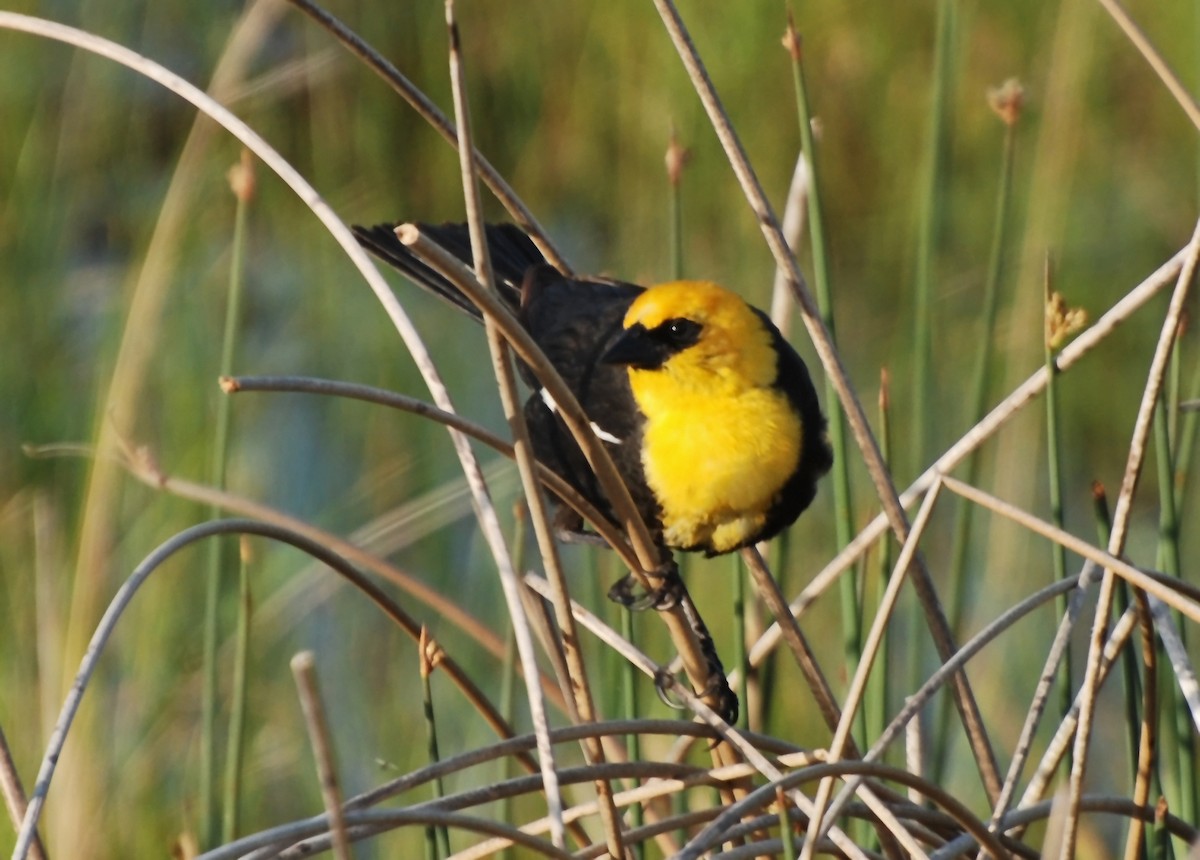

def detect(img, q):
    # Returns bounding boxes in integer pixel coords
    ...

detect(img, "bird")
[353,221,833,566]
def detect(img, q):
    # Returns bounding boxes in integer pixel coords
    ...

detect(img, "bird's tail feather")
[352,222,548,320]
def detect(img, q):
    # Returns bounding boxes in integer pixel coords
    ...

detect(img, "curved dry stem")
[201,807,576,860]
[934,794,1198,858]
[681,759,1007,860]
[68,440,565,713]
[222,374,632,561]
[253,761,716,860]
[825,573,1082,834]
[15,519,525,859]
[1019,608,1138,813]
[243,720,819,860]
[0,17,581,854]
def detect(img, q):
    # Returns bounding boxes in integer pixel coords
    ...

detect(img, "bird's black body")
[355,222,654,537]
[353,221,831,557]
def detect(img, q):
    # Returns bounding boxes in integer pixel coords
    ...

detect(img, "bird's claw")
[611,558,741,729]
[653,667,686,710]
[606,561,684,611]
[652,667,740,732]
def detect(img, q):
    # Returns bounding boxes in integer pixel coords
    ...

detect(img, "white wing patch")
[538,387,622,445]
[590,423,623,444]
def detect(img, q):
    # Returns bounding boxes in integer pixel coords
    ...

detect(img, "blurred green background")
[1,0,1198,856]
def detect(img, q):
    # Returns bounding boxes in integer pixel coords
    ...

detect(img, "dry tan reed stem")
[648,0,1003,800]
[1062,216,1200,859]
[289,651,352,860]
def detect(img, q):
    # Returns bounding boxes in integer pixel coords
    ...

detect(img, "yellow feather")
[624,281,803,552]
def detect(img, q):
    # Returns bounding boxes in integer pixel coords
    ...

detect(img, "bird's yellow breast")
[630,364,802,553]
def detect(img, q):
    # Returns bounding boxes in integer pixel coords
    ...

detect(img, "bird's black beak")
[600,324,666,370]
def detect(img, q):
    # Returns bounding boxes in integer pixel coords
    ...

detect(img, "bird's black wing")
[518,273,661,537]
[755,311,834,541]
[356,219,659,537]
[352,221,546,319]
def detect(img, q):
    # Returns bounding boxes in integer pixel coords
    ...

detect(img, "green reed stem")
[1043,284,1073,779]
[934,84,1019,785]
[786,15,859,712]
[220,539,252,844]
[421,628,451,860]
[1154,394,1196,831]
[201,156,252,847]
[910,0,956,480]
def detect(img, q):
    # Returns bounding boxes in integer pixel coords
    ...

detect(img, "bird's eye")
[654,317,703,348]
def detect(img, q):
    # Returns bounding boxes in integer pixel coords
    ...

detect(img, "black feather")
[353,220,831,559]
[351,222,544,319]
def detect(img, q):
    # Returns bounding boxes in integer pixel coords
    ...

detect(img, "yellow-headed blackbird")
[354,222,832,559]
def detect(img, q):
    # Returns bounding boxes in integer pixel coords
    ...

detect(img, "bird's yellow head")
[601,280,778,391]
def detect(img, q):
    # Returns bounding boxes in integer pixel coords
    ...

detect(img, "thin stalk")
[757,531,789,726]
[1174,357,1200,511]
[865,369,893,763]
[662,131,689,852]
[935,80,1022,785]
[1094,483,1153,860]
[290,651,351,860]
[778,790,797,860]
[220,538,252,844]
[731,555,748,733]
[201,149,253,847]
[653,0,1008,798]
[443,4,622,851]
[905,0,956,788]
[784,13,859,714]
[420,628,451,860]
[910,0,956,480]
[1043,260,1074,779]
[1154,396,1195,830]
[1093,486,1143,778]
[620,604,644,860]
[1059,216,1200,860]
[498,504,525,860]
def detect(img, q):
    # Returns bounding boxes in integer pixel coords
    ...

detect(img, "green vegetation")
[1,1,1198,857]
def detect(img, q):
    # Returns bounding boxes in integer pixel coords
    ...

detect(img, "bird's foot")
[651,666,739,730]
[610,559,740,727]
[606,560,684,610]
